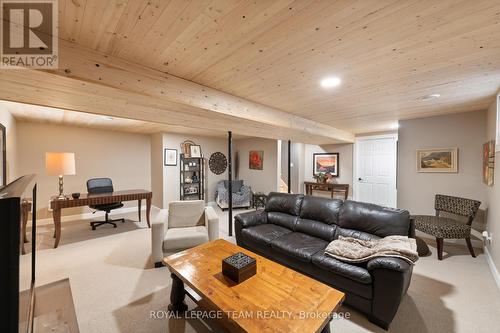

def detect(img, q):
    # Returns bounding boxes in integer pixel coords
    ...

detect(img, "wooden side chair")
[413,194,481,260]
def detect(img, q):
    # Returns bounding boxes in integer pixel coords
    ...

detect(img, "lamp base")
[57,175,68,200]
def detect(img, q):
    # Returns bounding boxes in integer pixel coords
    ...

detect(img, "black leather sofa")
[235,192,415,329]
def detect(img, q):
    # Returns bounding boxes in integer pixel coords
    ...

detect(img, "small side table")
[252,193,267,210]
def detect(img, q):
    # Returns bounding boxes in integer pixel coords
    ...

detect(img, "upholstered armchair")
[151,200,219,267]
[216,180,252,210]
[412,194,481,260]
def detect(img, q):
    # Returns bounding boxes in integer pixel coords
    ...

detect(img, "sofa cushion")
[265,192,303,216]
[241,224,292,246]
[312,252,372,284]
[295,218,337,241]
[336,227,381,241]
[338,201,410,238]
[268,212,298,230]
[168,200,205,228]
[270,232,328,262]
[163,226,208,250]
[299,196,343,224]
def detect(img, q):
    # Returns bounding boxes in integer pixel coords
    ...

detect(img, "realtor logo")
[1,0,58,68]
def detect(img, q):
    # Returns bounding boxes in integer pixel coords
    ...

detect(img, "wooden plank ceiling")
[2,0,500,137]
[1,100,234,138]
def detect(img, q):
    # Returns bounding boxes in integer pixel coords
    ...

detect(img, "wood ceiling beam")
[0,40,354,144]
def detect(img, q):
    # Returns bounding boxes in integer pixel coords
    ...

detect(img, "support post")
[287,140,291,194]
[228,131,233,236]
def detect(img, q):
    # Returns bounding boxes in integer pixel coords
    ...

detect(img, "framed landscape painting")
[313,153,339,176]
[416,148,458,173]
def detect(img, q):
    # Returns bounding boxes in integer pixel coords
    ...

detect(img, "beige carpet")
[22,207,500,333]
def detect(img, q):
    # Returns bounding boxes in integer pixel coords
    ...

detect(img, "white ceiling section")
[1,0,499,139]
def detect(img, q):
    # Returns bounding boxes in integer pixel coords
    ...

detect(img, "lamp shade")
[45,152,76,176]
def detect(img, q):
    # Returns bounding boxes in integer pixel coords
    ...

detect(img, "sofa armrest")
[235,210,267,228]
[408,217,416,238]
[367,256,413,329]
[151,209,168,265]
[205,206,219,241]
[367,257,412,272]
[234,210,267,245]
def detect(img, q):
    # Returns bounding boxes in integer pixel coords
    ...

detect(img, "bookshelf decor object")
[180,154,205,201]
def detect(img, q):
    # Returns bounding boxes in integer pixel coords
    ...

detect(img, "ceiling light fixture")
[420,93,441,101]
[320,76,341,89]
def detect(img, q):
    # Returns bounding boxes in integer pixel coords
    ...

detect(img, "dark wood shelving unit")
[179,154,205,201]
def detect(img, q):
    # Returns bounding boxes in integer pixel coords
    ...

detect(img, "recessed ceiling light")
[420,93,441,101]
[101,115,114,121]
[320,76,341,89]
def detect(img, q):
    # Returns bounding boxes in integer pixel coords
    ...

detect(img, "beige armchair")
[152,200,219,267]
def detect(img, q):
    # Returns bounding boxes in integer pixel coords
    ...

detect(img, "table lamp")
[46,152,76,199]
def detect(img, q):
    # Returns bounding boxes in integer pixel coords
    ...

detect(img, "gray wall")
[234,137,279,194]
[17,121,152,218]
[302,143,354,198]
[397,111,487,228]
[161,133,227,205]
[150,133,164,208]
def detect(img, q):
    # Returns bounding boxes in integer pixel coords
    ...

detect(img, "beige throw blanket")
[325,235,419,264]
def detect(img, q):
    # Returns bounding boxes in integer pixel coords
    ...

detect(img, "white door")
[354,134,397,207]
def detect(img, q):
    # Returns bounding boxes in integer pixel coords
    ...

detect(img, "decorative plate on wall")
[209,152,227,175]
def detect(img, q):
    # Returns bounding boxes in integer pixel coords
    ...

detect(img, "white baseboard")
[35,206,149,226]
[485,246,500,292]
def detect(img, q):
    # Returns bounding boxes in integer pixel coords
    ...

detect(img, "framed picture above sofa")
[313,153,339,176]
[416,147,458,173]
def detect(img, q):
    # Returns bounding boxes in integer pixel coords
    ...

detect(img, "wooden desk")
[50,189,152,248]
[164,240,344,333]
[304,182,349,200]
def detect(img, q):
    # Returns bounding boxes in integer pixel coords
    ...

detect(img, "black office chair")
[87,178,124,230]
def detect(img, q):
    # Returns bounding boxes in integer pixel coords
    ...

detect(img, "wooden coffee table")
[163,239,345,333]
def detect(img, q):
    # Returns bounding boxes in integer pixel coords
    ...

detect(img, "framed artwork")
[483,140,495,186]
[416,148,458,173]
[190,145,202,158]
[0,123,5,186]
[164,149,177,166]
[249,150,263,170]
[313,153,339,176]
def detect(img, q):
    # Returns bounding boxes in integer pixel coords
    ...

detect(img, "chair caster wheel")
[114,224,117,228]
[91,225,96,230]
